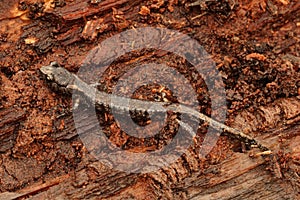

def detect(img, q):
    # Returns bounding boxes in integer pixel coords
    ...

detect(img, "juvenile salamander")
[40,62,270,152]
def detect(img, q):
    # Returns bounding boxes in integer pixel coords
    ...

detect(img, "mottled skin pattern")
[40,62,270,151]
[40,62,76,94]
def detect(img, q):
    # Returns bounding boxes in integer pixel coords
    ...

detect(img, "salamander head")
[40,62,74,87]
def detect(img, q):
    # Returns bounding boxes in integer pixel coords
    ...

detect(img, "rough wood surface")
[1,125,298,199]
[0,0,299,199]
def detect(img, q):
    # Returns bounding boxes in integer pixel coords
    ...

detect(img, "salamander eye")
[50,61,60,67]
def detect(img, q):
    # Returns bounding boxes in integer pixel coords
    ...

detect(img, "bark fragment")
[0,107,26,152]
